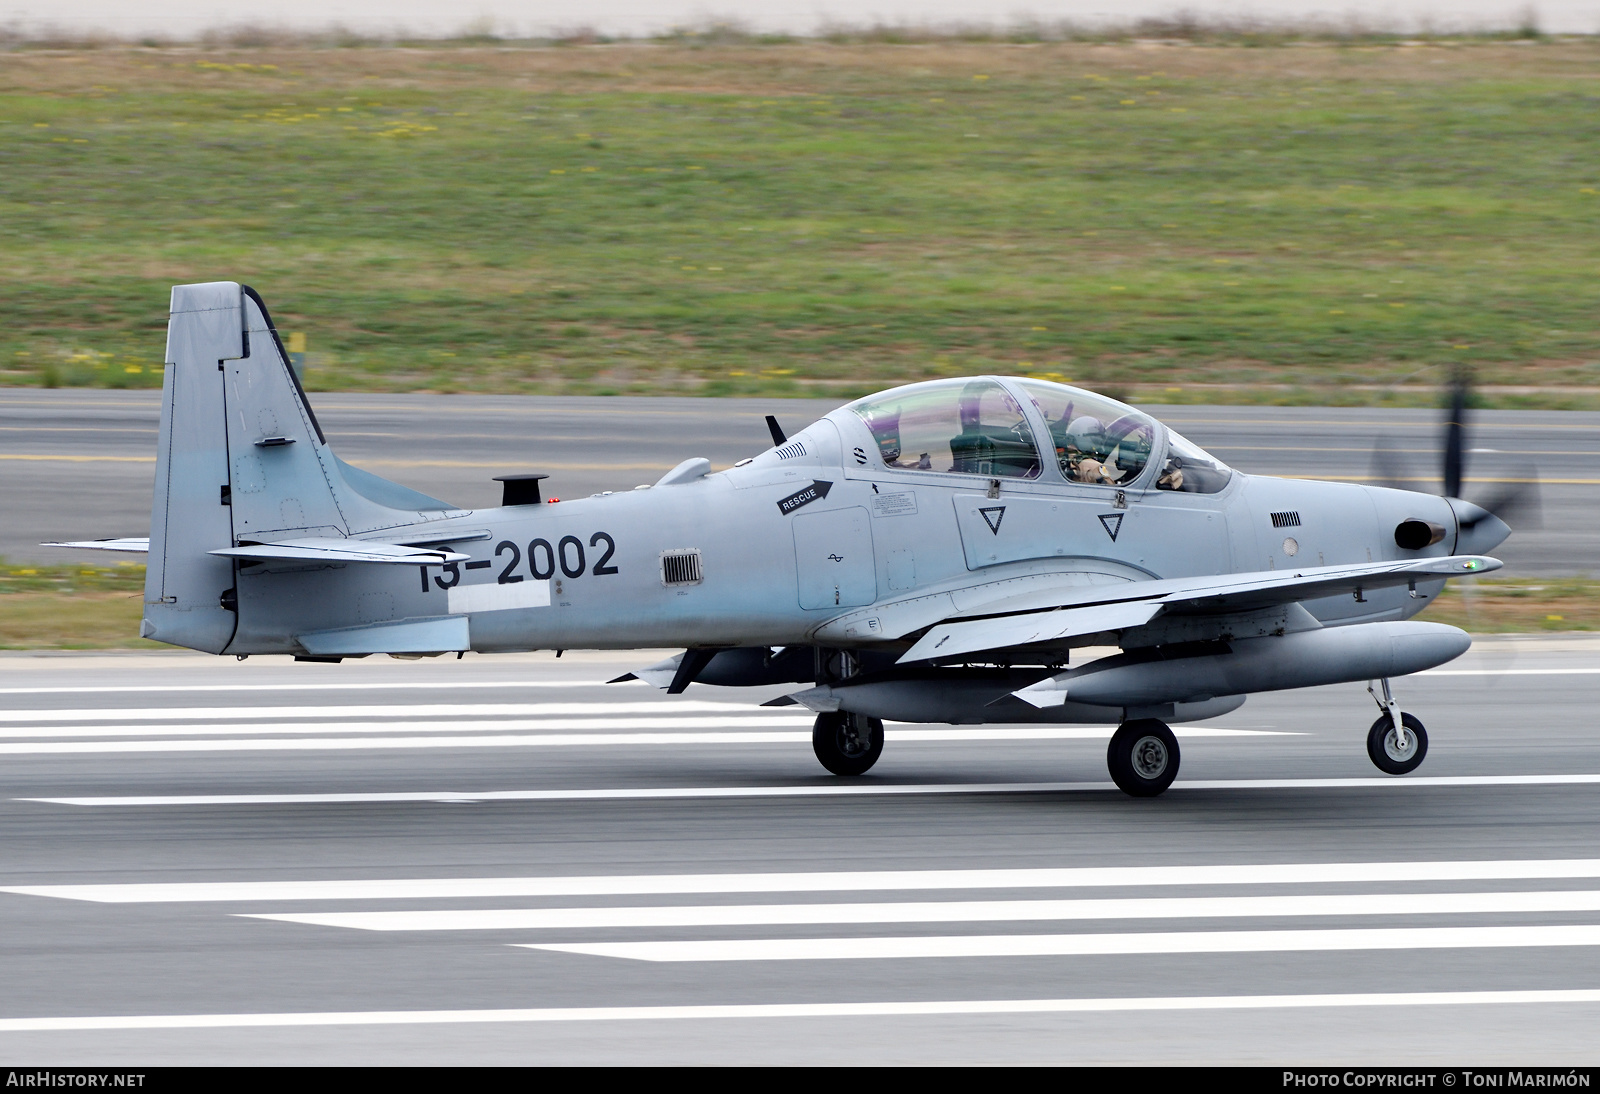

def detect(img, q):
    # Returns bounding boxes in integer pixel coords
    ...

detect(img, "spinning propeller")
[1371,369,1540,534]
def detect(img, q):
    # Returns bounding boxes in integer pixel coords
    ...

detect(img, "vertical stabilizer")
[144,282,459,656]
[227,286,456,537]
[144,282,244,653]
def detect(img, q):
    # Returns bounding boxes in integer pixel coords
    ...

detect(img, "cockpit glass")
[1016,379,1156,486]
[849,379,1042,479]
[1159,428,1234,494]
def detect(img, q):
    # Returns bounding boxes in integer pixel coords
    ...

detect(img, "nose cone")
[1450,498,1512,555]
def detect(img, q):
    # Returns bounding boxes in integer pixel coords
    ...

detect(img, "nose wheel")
[1107,718,1180,797]
[1368,711,1429,774]
[1365,678,1429,775]
[812,711,884,776]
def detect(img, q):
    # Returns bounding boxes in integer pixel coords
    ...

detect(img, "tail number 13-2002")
[422,532,618,591]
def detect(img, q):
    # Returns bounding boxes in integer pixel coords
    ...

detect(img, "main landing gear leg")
[1365,677,1429,775]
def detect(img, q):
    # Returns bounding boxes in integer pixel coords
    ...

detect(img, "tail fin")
[144,282,457,653]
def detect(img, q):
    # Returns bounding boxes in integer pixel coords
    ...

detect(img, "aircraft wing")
[210,538,469,565]
[43,538,151,553]
[897,554,1499,664]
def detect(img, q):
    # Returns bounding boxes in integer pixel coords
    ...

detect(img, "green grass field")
[2,41,1599,402]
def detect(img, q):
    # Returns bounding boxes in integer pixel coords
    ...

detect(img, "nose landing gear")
[1366,678,1429,775]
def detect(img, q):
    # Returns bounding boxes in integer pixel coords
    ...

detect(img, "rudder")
[143,282,245,653]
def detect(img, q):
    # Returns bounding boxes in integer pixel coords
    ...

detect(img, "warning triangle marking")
[1098,513,1124,542]
[979,506,1006,535]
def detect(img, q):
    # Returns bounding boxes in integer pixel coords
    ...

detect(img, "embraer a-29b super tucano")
[54,283,1514,797]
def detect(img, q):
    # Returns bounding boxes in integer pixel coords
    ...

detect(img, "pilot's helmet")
[1067,415,1107,451]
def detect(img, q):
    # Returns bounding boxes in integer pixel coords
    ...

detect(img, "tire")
[1107,719,1180,798]
[812,711,884,776]
[1367,711,1428,775]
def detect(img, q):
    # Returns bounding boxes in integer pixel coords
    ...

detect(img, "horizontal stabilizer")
[43,538,150,553]
[211,538,468,565]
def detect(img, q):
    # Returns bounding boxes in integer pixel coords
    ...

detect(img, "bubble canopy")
[845,377,1232,493]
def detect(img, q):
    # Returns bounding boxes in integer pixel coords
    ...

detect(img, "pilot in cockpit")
[1064,416,1123,484]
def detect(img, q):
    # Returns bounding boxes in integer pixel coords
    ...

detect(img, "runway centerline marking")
[239,890,1600,932]
[0,681,651,696]
[17,771,1600,807]
[0,701,763,723]
[0,717,819,739]
[0,726,1277,755]
[524,924,1600,963]
[13,858,1600,902]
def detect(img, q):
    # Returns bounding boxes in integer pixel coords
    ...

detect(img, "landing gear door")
[793,506,877,610]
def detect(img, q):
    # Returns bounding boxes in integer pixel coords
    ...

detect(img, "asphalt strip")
[2,990,1600,1032]
[18,772,1600,806]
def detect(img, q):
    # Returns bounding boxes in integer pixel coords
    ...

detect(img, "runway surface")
[2,389,1590,574]
[1,639,1600,1064]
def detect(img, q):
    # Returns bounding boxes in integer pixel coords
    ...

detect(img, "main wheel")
[812,711,884,776]
[1367,711,1428,775]
[1107,718,1180,798]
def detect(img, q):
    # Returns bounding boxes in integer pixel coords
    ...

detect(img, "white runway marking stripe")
[0,716,816,739]
[239,890,1600,932]
[0,701,755,723]
[0,665,1591,698]
[20,771,1600,806]
[0,680,647,696]
[18,782,1096,806]
[0,725,1276,755]
[13,858,1600,903]
[525,924,1600,962]
[0,732,814,754]
[3,989,1600,1032]
[1420,668,1600,677]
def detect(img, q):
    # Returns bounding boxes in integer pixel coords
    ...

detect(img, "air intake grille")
[775,442,807,460]
[1270,511,1302,528]
[660,549,703,586]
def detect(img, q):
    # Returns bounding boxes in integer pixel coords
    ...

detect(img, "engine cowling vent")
[1270,511,1302,528]
[660,549,704,586]
[1395,519,1448,551]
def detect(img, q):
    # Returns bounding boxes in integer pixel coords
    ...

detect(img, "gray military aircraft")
[54,282,1514,796]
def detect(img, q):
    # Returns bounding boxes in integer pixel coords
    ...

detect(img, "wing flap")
[211,537,468,565]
